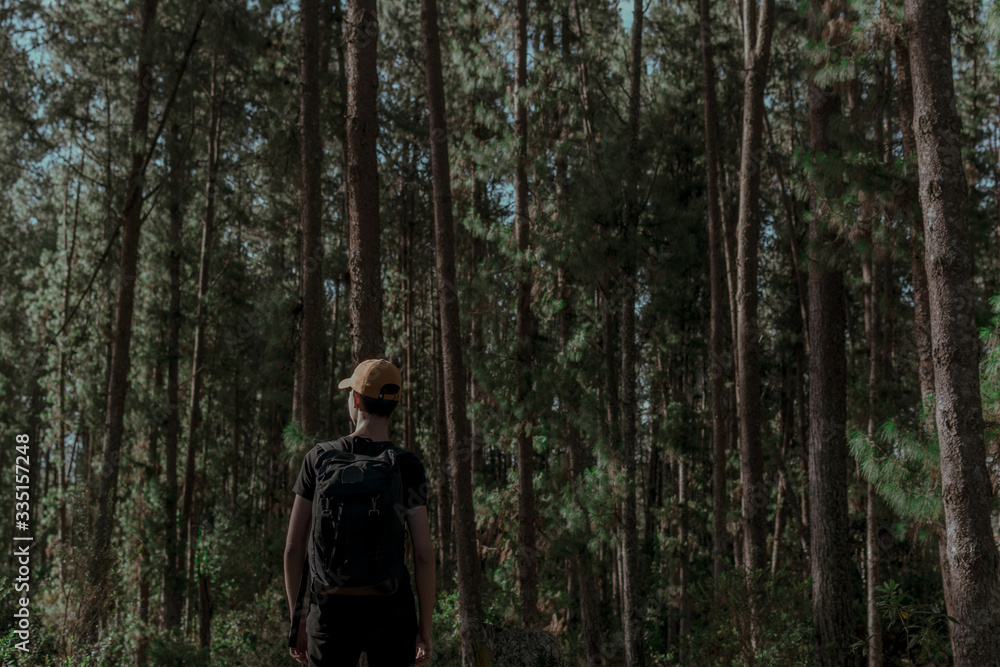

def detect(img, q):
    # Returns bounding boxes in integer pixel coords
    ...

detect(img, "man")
[285,358,434,666]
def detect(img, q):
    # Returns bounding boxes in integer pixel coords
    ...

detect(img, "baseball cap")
[337,359,402,401]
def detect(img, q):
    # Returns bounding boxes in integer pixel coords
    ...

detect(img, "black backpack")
[289,436,406,647]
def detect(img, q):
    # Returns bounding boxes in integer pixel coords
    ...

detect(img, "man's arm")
[406,505,435,636]
[284,494,312,618]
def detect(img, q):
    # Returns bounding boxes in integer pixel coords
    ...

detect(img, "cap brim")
[337,378,353,389]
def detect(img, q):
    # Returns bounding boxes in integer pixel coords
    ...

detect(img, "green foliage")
[6,0,1000,661]
[852,580,953,665]
[146,636,210,667]
[851,290,1000,530]
[0,615,131,667]
[979,293,1000,435]
[206,583,288,667]
[432,587,463,667]
[849,422,942,524]
[655,568,813,666]
[282,420,308,456]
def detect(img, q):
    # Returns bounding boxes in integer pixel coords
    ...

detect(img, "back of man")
[285,359,434,667]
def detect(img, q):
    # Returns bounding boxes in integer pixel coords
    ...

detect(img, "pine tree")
[904,0,1000,662]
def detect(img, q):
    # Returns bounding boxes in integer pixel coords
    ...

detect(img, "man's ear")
[352,390,362,409]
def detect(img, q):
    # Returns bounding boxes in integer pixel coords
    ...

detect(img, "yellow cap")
[337,359,402,401]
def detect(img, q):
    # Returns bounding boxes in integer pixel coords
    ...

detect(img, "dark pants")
[306,571,418,667]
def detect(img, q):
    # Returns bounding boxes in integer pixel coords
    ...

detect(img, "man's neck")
[349,415,390,442]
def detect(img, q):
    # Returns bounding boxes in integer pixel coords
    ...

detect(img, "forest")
[2,0,1000,664]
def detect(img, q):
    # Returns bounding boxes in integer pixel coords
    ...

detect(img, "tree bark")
[512,0,539,629]
[807,204,854,666]
[346,0,384,364]
[895,33,952,623]
[431,303,452,569]
[863,251,886,666]
[299,0,325,436]
[698,0,729,584]
[401,160,416,453]
[558,275,603,665]
[198,573,212,648]
[420,0,483,662]
[806,3,854,663]
[327,278,340,430]
[618,2,646,664]
[795,342,809,548]
[554,42,603,652]
[181,55,224,635]
[905,0,1000,662]
[677,455,691,660]
[771,364,792,576]
[894,37,936,432]
[78,0,161,642]
[469,171,488,482]
[57,156,82,566]
[860,63,893,667]
[735,0,775,578]
[230,369,239,516]
[162,122,184,632]
[137,520,150,666]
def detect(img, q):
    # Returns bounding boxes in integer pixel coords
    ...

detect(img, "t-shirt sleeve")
[400,453,429,511]
[292,447,317,500]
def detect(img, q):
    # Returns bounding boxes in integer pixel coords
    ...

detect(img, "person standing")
[285,359,434,666]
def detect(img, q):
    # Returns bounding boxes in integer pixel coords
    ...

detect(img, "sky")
[620,0,636,31]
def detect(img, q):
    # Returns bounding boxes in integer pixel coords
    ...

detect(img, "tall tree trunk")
[894,37,935,433]
[806,3,853,664]
[863,251,885,666]
[78,0,161,641]
[735,0,775,579]
[299,0,325,436]
[795,342,809,546]
[181,57,224,635]
[698,0,728,584]
[601,252,624,630]
[895,33,950,619]
[618,2,646,664]
[512,0,539,628]
[403,200,416,452]
[905,0,1000,662]
[677,455,691,661]
[58,157,82,566]
[162,123,184,633]
[346,0,384,364]
[327,278,341,431]
[559,272,603,665]
[161,125,184,631]
[230,369,239,516]
[431,303,452,569]
[469,173,487,482]
[861,64,892,667]
[136,505,150,666]
[771,364,792,576]
[420,0,483,662]
[555,20,603,647]
[136,361,160,667]
[198,573,212,648]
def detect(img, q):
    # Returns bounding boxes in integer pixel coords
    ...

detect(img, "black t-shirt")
[293,437,425,639]
[292,435,429,512]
